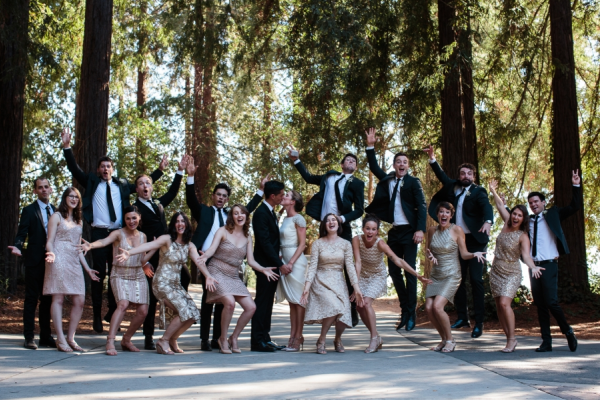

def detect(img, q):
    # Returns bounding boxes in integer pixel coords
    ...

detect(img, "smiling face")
[394,155,409,178]
[510,208,524,228]
[326,214,339,233]
[34,179,52,203]
[124,211,140,230]
[97,161,114,181]
[528,196,545,215]
[437,207,453,227]
[459,167,474,187]
[212,188,229,209]
[65,190,80,210]
[175,215,186,235]
[362,221,379,241]
[136,176,153,200]
[231,206,247,227]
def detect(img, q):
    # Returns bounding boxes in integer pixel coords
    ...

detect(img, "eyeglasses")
[67,195,79,200]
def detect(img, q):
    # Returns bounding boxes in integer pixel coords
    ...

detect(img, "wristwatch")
[485,220,492,224]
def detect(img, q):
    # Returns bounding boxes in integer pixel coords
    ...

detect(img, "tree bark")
[0,0,29,292]
[549,0,588,296]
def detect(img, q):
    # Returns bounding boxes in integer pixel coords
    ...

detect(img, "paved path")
[0,287,598,399]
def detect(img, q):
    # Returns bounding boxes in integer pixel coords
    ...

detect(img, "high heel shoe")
[121,335,140,352]
[430,340,445,352]
[286,336,304,352]
[441,339,456,353]
[66,340,83,352]
[316,341,327,355]
[501,338,518,353]
[364,335,383,353]
[228,337,241,353]
[156,340,174,355]
[333,338,345,353]
[105,336,117,356]
[219,338,232,354]
[284,336,295,351]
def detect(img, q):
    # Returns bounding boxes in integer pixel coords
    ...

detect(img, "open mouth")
[144,189,149,195]
[440,217,449,223]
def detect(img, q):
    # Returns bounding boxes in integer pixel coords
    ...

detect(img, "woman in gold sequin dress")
[426,202,486,353]
[300,214,364,355]
[198,205,279,354]
[44,188,99,353]
[352,214,432,353]
[489,180,542,353]
[82,206,153,356]
[117,212,212,355]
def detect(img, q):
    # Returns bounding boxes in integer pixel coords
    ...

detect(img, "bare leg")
[229,296,256,350]
[494,297,508,337]
[66,295,85,343]
[108,300,130,340]
[218,296,236,351]
[122,303,148,351]
[318,316,336,344]
[425,297,445,349]
[51,295,70,351]
[498,296,516,348]
[360,298,377,337]
[292,304,305,339]
[432,296,453,350]
[288,304,297,347]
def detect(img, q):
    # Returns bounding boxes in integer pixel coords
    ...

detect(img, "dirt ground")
[2,284,600,340]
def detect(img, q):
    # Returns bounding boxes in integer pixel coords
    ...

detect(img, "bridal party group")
[10,127,581,357]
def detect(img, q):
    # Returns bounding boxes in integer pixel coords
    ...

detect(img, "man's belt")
[534,259,556,266]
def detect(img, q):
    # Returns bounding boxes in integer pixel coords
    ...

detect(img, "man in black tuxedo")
[250,180,286,352]
[134,155,189,350]
[527,170,581,353]
[9,177,57,349]
[424,145,493,338]
[61,127,166,333]
[364,128,427,332]
[289,147,365,326]
[186,158,265,351]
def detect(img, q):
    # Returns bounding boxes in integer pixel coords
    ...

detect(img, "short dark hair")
[33,176,49,189]
[457,163,476,176]
[97,156,114,169]
[123,205,142,227]
[264,180,285,199]
[213,183,231,196]
[134,174,153,186]
[528,191,546,202]
[319,213,344,238]
[508,205,530,233]
[341,153,358,164]
[362,213,381,229]
[393,152,409,164]
[436,201,455,216]
[290,190,304,212]
[168,212,193,244]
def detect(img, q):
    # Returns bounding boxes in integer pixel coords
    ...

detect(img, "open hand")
[418,275,433,285]
[473,251,487,263]
[143,263,154,278]
[87,268,100,282]
[479,222,492,236]
[259,173,272,191]
[572,169,581,185]
[178,154,189,171]
[288,144,299,162]
[61,127,72,148]
[365,127,377,147]
[116,248,130,263]
[45,252,55,263]
[186,157,197,176]
[7,246,22,257]
[205,276,218,292]
[531,266,545,279]
[263,267,279,282]
[426,249,438,265]
[159,154,169,171]
[423,145,435,160]
[81,239,92,255]
[489,179,498,193]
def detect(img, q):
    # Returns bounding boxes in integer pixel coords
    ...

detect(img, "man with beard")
[424,145,493,338]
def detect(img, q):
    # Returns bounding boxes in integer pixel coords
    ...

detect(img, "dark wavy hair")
[436,201,455,217]
[362,213,381,229]
[319,213,343,238]
[123,205,142,228]
[168,212,193,244]
[289,190,304,212]
[508,205,530,233]
[225,204,250,237]
[58,187,83,224]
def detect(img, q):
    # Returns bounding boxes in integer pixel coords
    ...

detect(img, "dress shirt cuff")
[341,216,346,223]
[64,147,71,150]
[176,170,184,175]
[256,190,264,197]
[366,146,374,150]
[294,159,301,165]
[187,177,194,184]
[573,184,580,187]
[428,158,436,164]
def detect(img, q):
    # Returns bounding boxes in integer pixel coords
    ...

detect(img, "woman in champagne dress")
[198,204,279,354]
[300,214,364,355]
[44,188,99,353]
[275,190,308,352]
[488,180,542,353]
[353,214,431,353]
[426,202,486,353]
[82,205,152,356]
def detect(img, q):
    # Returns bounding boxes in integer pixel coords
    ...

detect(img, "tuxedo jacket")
[64,148,163,225]
[295,161,364,223]
[186,183,262,249]
[134,173,183,243]
[536,185,582,256]
[14,202,56,267]
[428,160,494,244]
[252,203,284,270]
[364,148,427,232]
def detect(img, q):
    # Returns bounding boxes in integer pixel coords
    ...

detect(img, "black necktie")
[217,209,225,227]
[150,200,159,214]
[45,205,51,221]
[106,181,117,222]
[334,175,345,210]
[454,187,466,208]
[532,215,539,257]
[389,178,402,218]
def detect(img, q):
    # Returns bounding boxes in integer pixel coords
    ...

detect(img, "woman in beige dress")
[353,214,432,353]
[82,205,153,356]
[44,188,99,352]
[300,214,364,355]
[426,202,486,353]
[275,190,308,352]
[489,180,542,353]
[117,212,212,355]
[198,204,279,354]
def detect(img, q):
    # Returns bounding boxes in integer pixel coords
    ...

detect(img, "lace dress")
[357,235,388,299]
[110,230,149,304]
[275,214,308,305]
[206,236,251,303]
[152,241,199,328]
[425,225,461,304]
[490,230,524,298]
[43,214,85,295]
[304,237,358,328]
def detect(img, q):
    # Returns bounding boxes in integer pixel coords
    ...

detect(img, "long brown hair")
[508,205,530,233]
[319,213,343,238]
[168,212,193,244]
[58,187,82,224]
[225,204,250,237]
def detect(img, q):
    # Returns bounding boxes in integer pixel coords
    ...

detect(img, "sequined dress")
[275,215,308,305]
[110,230,149,304]
[152,241,199,328]
[425,225,461,304]
[206,236,251,303]
[357,235,388,299]
[304,238,358,328]
[490,230,524,298]
[44,214,85,295]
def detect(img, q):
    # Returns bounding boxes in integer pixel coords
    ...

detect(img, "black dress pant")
[23,260,52,341]
[251,268,280,345]
[199,274,223,341]
[529,261,571,344]
[90,228,117,320]
[454,234,486,324]
[387,225,418,315]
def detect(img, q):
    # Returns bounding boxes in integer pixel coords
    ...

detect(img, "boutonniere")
[465,190,471,197]
[543,210,548,216]
[400,179,404,188]
[119,178,127,185]
[347,176,354,183]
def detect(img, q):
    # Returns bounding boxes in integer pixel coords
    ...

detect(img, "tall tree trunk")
[135,0,149,175]
[438,0,478,179]
[549,0,588,297]
[259,74,272,175]
[0,0,29,292]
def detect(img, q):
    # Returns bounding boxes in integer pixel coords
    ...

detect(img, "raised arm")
[116,234,171,262]
[489,179,510,223]
[364,128,388,180]
[61,128,89,186]
[148,155,168,188]
[158,172,183,207]
[288,145,324,185]
[81,229,121,254]
[423,145,453,186]
[558,170,582,221]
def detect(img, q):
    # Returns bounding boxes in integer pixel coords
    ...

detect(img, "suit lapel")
[34,202,45,232]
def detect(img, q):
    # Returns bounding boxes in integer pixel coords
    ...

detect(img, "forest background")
[2,0,600,303]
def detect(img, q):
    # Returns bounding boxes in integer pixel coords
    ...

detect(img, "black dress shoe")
[471,323,483,338]
[145,338,156,351]
[396,314,408,332]
[266,341,286,350]
[210,339,220,350]
[24,339,38,350]
[93,315,104,333]
[451,319,471,329]
[39,337,57,348]
[535,343,553,352]
[251,342,276,352]
[566,330,578,352]
[351,307,359,328]
[406,312,416,331]
[200,340,213,351]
